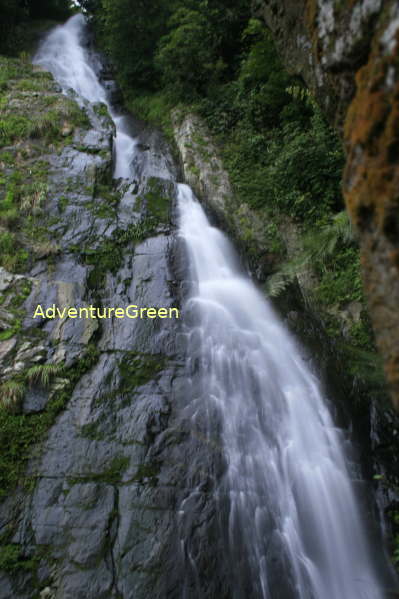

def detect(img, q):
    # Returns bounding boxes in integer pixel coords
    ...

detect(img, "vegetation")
[118,352,166,393]
[0,0,74,54]
[0,55,89,274]
[67,455,130,485]
[0,543,37,573]
[0,344,100,500]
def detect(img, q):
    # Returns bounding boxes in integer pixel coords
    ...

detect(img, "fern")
[265,254,309,297]
[266,211,354,297]
[0,380,25,412]
[303,211,354,266]
[26,363,64,387]
[286,85,315,108]
[118,219,155,243]
[266,272,292,297]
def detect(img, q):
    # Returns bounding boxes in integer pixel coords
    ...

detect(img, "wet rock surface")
[172,112,279,282]
[0,68,227,598]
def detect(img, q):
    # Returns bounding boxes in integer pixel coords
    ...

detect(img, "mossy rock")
[143,177,173,225]
[118,352,166,392]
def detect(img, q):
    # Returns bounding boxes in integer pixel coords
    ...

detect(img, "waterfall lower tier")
[177,183,392,599]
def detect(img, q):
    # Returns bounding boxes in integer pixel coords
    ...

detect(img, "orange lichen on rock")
[344,28,399,409]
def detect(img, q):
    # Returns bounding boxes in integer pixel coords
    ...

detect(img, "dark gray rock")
[0,59,228,599]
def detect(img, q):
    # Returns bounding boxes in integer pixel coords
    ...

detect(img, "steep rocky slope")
[0,56,229,599]
[253,0,399,409]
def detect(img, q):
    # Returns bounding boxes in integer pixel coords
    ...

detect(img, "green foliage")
[0,362,65,415]
[0,344,99,499]
[118,352,166,393]
[266,211,358,302]
[25,363,64,387]
[0,115,32,145]
[314,247,362,306]
[91,0,171,90]
[0,544,37,573]
[0,1,72,54]
[156,7,221,100]
[0,380,26,413]
[0,231,29,272]
[125,91,176,141]
[0,55,90,274]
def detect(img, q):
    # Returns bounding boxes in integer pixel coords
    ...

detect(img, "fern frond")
[266,272,293,297]
[265,211,354,298]
[304,211,354,263]
[26,363,64,387]
[286,85,315,107]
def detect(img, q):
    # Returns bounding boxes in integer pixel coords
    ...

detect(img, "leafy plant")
[266,211,354,298]
[0,380,26,412]
[26,362,64,387]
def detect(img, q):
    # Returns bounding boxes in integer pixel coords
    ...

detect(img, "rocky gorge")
[0,7,398,599]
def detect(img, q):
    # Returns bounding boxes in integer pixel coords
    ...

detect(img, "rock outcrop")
[253,0,399,409]
[172,110,281,282]
[0,59,227,599]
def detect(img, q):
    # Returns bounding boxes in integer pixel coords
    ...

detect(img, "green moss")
[188,164,200,177]
[144,177,170,224]
[0,544,38,573]
[118,352,166,392]
[80,421,106,441]
[82,241,123,289]
[0,329,16,341]
[80,216,160,291]
[94,203,117,219]
[93,102,110,119]
[68,455,130,486]
[0,344,100,499]
[132,461,161,487]
[58,196,69,213]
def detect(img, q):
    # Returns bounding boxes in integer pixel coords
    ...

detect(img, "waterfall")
[33,14,137,180]
[177,184,388,599]
[32,14,394,599]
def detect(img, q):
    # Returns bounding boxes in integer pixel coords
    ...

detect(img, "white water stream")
[34,14,392,599]
[178,184,387,599]
[33,13,136,179]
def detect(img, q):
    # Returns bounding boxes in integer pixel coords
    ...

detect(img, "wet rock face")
[172,111,279,282]
[254,0,399,409]
[0,69,229,598]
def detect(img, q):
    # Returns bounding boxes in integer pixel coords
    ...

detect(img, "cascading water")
[33,13,137,179]
[177,184,391,599]
[32,13,395,599]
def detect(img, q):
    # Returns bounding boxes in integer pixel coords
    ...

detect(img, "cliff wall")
[253,0,399,408]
